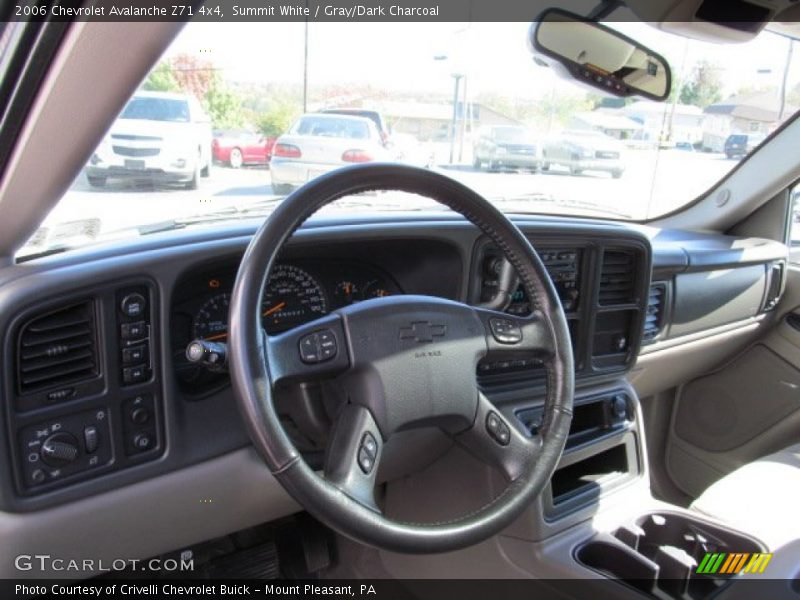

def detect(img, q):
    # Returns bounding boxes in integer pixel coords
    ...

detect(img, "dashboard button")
[122,343,147,365]
[121,293,146,318]
[83,426,99,454]
[121,321,146,340]
[130,407,150,425]
[132,432,153,452]
[122,364,147,384]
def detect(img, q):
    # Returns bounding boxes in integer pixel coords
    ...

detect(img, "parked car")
[85,91,213,189]
[542,130,625,178]
[212,130,276,168]
[473,125,541,171]
[270,113,390,193]
[674,141,695,151]
[318,107,391,145]
[724,133,767,159]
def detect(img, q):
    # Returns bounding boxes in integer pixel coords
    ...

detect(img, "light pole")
[434,55,464,165]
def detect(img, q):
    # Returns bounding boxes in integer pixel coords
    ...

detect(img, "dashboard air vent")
[643,283,666,341]
[17,301,99,395]
[599,249,635,306]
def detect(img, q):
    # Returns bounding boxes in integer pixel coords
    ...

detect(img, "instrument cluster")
[171,259,402,391]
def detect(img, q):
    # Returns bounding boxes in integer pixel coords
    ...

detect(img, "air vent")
[17,301,99,395]
[643,283,666,341]
[599,249,635,306]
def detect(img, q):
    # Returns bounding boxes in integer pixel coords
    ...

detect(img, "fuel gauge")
[333,280,361,306]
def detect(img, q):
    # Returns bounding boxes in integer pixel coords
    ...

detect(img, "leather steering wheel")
[229,164,574,553]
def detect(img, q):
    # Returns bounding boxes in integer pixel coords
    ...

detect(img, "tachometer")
[262,265,328,333]
[192,293,231,341]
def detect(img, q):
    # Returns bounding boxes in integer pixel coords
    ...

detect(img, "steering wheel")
[228,164,574,553]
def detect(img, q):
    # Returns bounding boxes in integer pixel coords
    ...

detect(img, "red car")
[211,130,276,168]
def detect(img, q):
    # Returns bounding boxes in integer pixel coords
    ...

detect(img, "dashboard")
[0,215,788,513]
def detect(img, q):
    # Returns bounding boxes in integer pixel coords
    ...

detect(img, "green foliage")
[141,62,179,93]
[203,83,246,130]
[255,102,300,137]
[679,60,724,108]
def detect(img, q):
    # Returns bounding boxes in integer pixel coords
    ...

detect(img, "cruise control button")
[357,447,375,474]
[486,411,511,446]
[489,317,522,344]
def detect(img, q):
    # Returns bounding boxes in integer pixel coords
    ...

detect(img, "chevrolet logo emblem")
[399,321,447,343]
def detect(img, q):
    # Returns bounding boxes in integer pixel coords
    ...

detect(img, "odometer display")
[261,265,328,333]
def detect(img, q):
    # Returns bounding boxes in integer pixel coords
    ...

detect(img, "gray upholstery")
[691,444,800,549]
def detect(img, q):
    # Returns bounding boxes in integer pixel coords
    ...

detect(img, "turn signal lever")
[186,339,228,373]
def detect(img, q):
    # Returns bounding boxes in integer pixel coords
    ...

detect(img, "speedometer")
[262,265,328,333]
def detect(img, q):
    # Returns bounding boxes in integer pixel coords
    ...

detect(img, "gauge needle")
[204,332,228,341]
[263,301,286,317]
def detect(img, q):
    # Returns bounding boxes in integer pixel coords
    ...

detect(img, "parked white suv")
[85,91,212,189]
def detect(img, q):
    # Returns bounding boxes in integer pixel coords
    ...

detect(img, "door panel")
[664,265,800,498]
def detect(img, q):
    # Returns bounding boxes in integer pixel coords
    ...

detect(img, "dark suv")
[724,133,766,159]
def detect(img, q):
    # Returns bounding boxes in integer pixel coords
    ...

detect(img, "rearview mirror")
[530,8,671,102]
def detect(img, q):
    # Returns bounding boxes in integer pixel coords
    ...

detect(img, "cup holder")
[576,511,766,598]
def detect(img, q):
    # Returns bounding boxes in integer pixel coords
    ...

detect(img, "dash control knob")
[40,433,80,467]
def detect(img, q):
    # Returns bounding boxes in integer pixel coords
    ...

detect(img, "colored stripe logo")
[696,552,772,574]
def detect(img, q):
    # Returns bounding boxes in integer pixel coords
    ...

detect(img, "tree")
[141,62,179,92]
[170,53,217,100]
[256,102,299,137]
[679,60,724,108]
[203,84,246,130]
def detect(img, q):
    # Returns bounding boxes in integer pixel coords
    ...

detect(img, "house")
[568,111,643,140]
[374,101,521,142]
[619,101,704,146]
[701,92,796,152]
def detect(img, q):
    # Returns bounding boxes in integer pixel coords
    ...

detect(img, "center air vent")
[643,283,666,341]
[599,249,635,306]
[17,301,99,395]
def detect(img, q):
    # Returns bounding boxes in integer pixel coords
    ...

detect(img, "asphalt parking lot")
[35,149,737,251]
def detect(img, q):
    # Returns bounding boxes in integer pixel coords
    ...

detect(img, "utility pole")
[779,38,794,122]
[449,74,463,164]
[302,13,309,113]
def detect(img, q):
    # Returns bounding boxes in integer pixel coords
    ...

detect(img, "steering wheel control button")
[120,293,146,318]
[298,329,337,364]
[489,317,522,344]
[357,432,379,474]
[486,411,511,446]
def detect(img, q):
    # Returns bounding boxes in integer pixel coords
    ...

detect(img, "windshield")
[17,20,800,258]
[120,97,190,122]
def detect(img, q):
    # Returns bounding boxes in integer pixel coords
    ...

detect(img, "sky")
[164,19,800,104]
